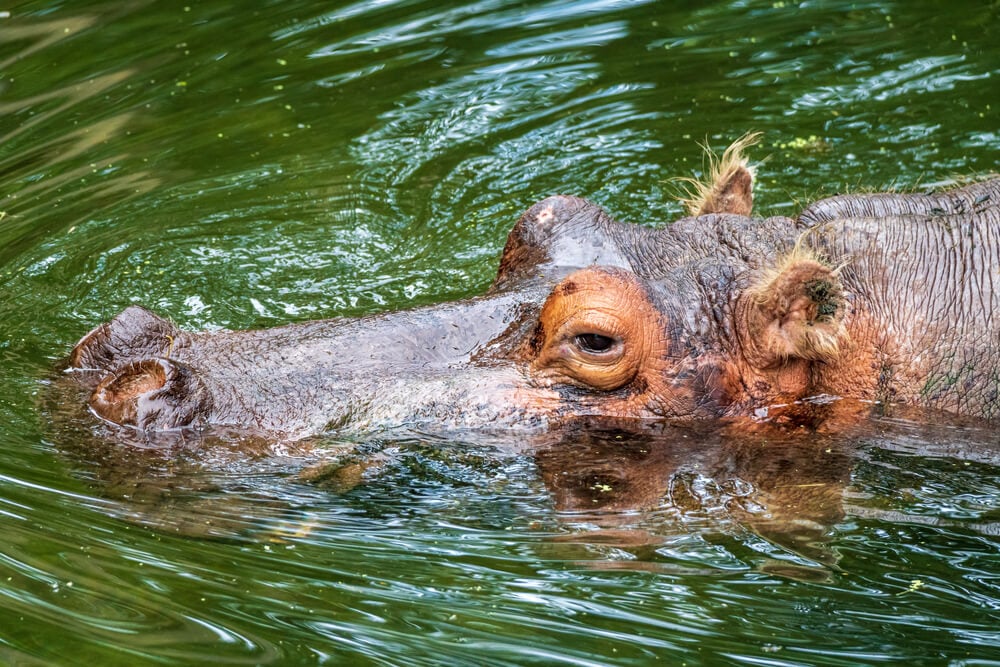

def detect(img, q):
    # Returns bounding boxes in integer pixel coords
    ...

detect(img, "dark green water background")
[2,1,1000,665]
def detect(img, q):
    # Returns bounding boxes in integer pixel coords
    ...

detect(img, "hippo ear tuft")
[742,250,846,366]
[676,131,759,217]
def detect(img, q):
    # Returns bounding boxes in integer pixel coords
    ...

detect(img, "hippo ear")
[741,251,845,367]
[89,358,212,431]
[678,132,759,217]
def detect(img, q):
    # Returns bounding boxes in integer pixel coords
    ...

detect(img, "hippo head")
[484,191,845,425]
[68,137,860,439]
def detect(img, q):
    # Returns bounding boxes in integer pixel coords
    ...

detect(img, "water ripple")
[2,0,1000,664]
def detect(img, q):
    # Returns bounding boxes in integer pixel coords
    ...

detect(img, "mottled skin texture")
[67,175,1000,439]
[803,179,1000,417]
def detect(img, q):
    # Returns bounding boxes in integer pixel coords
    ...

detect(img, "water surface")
[2,1,999,664]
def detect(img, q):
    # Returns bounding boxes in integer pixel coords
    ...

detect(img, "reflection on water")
[47,396,1000,577]
[2,0,1000,664]
[33,397,1000,662]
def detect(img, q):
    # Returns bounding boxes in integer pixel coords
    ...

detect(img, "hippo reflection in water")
[68,137,1000,440]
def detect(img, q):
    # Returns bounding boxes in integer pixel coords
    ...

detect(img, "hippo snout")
[89,358,212,431]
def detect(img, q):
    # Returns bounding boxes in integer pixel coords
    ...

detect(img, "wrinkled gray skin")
[67,178,1000,439]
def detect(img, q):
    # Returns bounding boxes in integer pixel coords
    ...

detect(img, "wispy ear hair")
[676,131,762,217]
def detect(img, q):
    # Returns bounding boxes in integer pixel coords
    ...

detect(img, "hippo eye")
[574,333,617,354]
[532,267,662,392]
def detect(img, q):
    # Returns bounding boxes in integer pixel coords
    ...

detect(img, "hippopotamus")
[66,138,1000,440]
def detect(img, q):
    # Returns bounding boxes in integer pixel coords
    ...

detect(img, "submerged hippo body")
[67,146,1000,439]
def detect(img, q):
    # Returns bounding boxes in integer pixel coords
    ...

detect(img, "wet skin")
[66,172,1000,440]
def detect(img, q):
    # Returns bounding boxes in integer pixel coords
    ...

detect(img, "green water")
[2,0,1000,664]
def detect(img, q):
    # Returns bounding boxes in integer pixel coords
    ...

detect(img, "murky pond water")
[2,0,1000,664]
